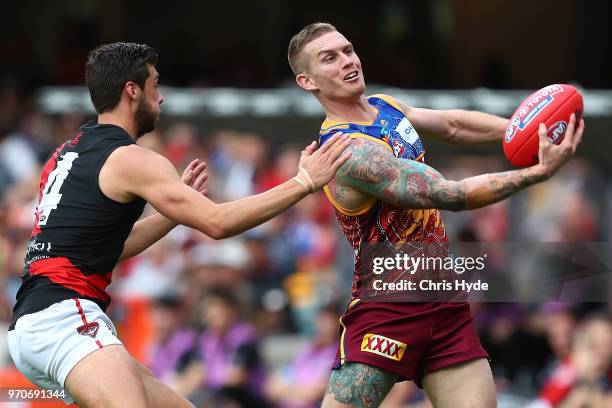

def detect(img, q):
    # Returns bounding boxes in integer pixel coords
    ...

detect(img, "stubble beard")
[135,98,158,137]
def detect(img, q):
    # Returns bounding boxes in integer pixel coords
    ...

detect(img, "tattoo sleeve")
[336,138,547,211]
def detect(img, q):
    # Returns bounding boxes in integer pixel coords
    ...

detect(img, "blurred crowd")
[0,86,611,407]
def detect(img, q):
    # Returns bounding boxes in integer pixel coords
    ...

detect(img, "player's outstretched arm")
[337,115,584,211]
[118,159,208,260]
[105,133,350,240]
[391,96,508,144]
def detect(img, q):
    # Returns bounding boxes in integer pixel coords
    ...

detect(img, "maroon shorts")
[333,301,488,388]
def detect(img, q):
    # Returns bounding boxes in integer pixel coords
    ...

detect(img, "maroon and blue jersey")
[319,94,448,301]
[320,96,487,383]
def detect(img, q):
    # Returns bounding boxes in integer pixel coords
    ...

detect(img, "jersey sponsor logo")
[360,333,407,361]
[395,118,418,144]
[387,119,424,160]
[26,254,53,264]
[26,239,52,253]
[77,321,100,338]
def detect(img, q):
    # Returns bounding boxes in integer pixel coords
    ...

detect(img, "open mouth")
[344,71,359,81]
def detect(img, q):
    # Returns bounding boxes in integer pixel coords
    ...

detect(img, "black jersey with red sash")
[9,123,146,329]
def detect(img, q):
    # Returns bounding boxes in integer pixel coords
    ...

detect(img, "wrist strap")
[298,166,316,192]
[292,177,310,193]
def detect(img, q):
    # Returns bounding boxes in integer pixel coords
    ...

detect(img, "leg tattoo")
[325,362,398,407]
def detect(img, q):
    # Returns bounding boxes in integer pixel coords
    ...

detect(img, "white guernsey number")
[37,152,79,226]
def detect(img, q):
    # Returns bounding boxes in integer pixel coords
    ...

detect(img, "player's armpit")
[336,138,548,211]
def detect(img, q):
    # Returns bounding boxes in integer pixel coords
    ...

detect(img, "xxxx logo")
[360,333,407,361]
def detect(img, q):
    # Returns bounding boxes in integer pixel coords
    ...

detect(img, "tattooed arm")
[336,115,584,211]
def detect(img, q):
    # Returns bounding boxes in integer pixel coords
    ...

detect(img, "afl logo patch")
[547,121,567,144]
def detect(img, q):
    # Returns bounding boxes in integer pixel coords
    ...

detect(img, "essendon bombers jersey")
[9,123,146,329]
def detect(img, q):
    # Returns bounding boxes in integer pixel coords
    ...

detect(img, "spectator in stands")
[178,288,267,407]
[147,294,197,382]
[529,314,612,407]
[265,305,339,408]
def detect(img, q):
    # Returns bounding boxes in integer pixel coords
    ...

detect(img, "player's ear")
[124,81,140,101]
[296,73,318,92]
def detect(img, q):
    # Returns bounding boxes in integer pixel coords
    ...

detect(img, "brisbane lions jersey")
[319,95,448,301]
[9,123,146,329]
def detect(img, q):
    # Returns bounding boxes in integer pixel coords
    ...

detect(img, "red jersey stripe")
[29,257,111,303]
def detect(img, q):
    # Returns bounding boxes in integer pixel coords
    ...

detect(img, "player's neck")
[322,95,376,123]
[97,108,138,141]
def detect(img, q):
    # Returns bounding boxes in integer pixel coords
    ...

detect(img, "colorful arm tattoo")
[335,138,546,211]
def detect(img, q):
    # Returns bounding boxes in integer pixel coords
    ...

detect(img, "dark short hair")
[288,22,337,75]
[85,42,158,114]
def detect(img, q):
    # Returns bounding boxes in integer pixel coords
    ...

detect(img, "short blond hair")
[288,22,337,75]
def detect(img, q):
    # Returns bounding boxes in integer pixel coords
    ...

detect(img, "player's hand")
[182,159,208,195]
[296,133,351,192]
[535,113,585,178]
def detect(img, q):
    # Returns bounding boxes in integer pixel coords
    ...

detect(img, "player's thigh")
[322,362,398,408]
[422,358,495,408]
[380,382,427,408]
[65,344,148,408]
[132,358,195,408]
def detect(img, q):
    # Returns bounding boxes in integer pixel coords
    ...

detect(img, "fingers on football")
[574,118,585,148]
[562,113,577,146]
[537,123,548,147]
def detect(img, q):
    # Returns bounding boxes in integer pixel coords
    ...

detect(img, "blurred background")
[1,1,611,407]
